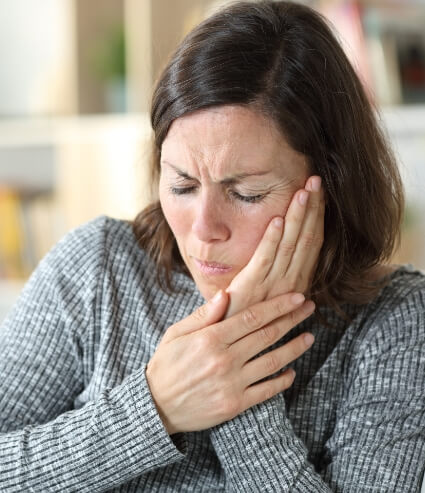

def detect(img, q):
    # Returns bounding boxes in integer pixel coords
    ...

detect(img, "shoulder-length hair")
[131,0,404,314]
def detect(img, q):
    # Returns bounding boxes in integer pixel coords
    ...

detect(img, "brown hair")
[131,0,404,314]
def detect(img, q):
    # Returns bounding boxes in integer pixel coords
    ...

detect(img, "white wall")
[0,0,77,116]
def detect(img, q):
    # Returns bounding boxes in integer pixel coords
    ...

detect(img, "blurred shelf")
[1,0,424,116]
[0,146,55,195]
[0,113,153,286]
[0,113,150,146]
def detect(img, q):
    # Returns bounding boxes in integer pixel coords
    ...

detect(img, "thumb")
[167,290,229,340]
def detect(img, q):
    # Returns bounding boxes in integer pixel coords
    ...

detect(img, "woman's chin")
[198,282,228,301]
[194,275,235,301]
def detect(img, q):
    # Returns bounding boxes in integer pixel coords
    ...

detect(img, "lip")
[193,258,233,276]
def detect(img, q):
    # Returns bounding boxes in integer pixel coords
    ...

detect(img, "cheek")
[231,208,279,266]
[235,226,262,266]
[159,187,188,238]
[232,192,294,265]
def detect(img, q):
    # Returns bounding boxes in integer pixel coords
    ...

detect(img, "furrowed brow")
[221,170,271,184]
[161,161,194,179]
[161,160,272,183]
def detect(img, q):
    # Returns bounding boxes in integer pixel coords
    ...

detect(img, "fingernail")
[211,290,223,303]
[303,300,316,313]
[298,190,308,205]
[273,217,283,228]
[291,293,305,305]
[312,176,321,192]
[304,333,315,346]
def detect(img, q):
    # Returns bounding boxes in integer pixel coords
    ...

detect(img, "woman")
[0,1,424,491]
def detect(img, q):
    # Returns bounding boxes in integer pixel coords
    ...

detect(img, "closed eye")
[228,190,265,203]
[169,186,266,203]
[170,186,197,195]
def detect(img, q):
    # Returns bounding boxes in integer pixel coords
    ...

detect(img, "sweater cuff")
[211,392,289,449]
[124,365,188,464]
[210,393,319,492]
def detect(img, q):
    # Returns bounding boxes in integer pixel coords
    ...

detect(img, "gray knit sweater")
[0,215,424,492]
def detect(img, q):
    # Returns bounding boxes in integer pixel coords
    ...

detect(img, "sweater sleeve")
[210,290,425,492]
[0,216,186,492]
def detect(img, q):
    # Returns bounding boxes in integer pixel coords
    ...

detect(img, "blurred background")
[1,0,425,321]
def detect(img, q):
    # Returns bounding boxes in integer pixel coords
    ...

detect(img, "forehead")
[161,105,307,178]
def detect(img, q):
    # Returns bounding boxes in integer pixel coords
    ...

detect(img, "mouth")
[193,258,233,275]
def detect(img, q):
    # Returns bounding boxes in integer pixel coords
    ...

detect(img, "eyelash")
[170,186,265,203]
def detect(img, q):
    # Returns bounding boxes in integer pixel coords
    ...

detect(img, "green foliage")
[402,203,419,230]
[92,23,126,81]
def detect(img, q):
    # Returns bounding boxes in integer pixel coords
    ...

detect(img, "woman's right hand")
[145,290,315,435]
[225,175,324,318]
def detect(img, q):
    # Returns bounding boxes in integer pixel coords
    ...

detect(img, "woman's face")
[159,105,309,300]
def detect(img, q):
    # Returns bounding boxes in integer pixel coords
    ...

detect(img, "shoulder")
[334,265,425,403]
[35,215,115,284]
[351,264,425,361]
[22,214,156,309]
[52,214,132,255]
[43,214,110,262]
[40,214,201,324]
[57,214,198,301]
[42,214,151,273]
[370,264,425,329]
[2,216,124,342]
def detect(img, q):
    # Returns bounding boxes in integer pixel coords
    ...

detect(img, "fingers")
[241,329,314,388]
[241,367,296,412]
[226,216,284,287]
[215,292,307,346]
[269,188,309,278]
[234,299,315,362]
[166,290,229,340]
[285,176,325,288]
[300,186,325,291]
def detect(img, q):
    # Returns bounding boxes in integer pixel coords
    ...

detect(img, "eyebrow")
[160,160,273,184]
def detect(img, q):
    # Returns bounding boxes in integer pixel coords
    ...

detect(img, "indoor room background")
[0,0,424,322]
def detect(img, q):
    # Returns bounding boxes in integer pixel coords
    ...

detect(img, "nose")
[191,190,231,243]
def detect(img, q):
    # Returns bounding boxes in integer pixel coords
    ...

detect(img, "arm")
[0,368,187,492]
[210,392,329,492]
[210,290,425,492]
[0,216,186,492]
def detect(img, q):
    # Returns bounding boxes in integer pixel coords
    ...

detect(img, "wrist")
[146,364,178,436]
[159,411,178,436]
[213,394,285,435]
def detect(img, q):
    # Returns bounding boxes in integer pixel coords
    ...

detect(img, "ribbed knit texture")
[0,215,424,492]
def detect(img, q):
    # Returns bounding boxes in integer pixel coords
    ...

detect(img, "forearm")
[210,393,331,492]
[0,367,186,492]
